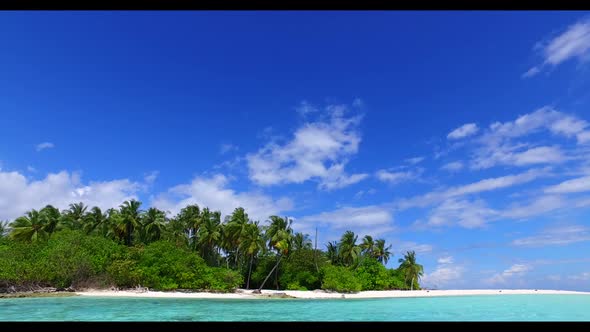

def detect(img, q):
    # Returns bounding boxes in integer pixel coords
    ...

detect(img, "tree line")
[0,200,423,293]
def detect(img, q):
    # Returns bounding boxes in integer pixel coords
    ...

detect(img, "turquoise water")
[1,294,590,321]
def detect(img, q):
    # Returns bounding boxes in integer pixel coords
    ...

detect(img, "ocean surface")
[1,294,590,321]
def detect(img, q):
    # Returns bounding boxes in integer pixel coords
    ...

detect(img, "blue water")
[1,294,590,321]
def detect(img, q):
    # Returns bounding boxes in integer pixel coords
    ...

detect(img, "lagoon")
[1,294,590,321]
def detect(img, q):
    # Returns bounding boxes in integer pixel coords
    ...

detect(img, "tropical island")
[0,200,425,297]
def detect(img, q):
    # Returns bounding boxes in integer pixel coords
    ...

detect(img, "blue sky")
[2,11,590,290]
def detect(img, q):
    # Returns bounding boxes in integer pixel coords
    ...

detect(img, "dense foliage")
[0,201,423,293]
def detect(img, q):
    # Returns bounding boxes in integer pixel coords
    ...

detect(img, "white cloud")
[298,205,393,231]
[296,205,396,243]
[375,168,422,185]
[437,256,454,264]
[512,224,590,247]
[295,100,319,116]
[421,256,464,289]
[470,107,583,169]
[568,272,590,281]
[577,131,590,144]
[151,174,293,223]
[405,156,425,164]
[219,143,239,155]
[522,66,540,78]
[447,123,479,140]
[440,161,464,172]
[427,198,497,228]
[545,175,590,194]
[246,103,367,190]
[26,166,36,173]
[354,188,376,199]
[502,195,566,219]
[143,171,159,186]
[36,142,54,152]
[397,168,548,210]
[484,264,532,285]
[525,18,590,77]
[395,241,433,255]
[0,170,140,221]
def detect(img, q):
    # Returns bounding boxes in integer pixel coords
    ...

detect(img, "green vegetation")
[0,201,423,293]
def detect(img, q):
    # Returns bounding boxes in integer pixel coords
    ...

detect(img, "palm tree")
[40,205,62,236]
[326,241,340,265]
[140,207,167,244]
[9,209,49,242]
[374,239,392,265]
[360,235,375,257]
[223,207,250,269]
[62,202,88,230]
[84,206,108,235]
[239,221,266,289]
[338,230,361,267]
[176,205,202,250]
[292,232,312,251]
[257,216,294,291]
[197,208,222,265]
[119,200,142,246]
[0,220,10,239]
[398,250,424,290]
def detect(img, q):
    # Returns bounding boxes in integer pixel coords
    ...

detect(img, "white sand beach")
[76,288,590,299]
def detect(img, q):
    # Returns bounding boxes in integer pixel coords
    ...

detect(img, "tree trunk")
[246,254,254,289]
[257,254,282,292]
[275,257,280,290]
[411,277,414,291]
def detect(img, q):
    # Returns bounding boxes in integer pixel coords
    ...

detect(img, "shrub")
[320,265,362,293]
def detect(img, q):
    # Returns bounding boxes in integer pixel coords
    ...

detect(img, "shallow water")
[1,294,590,321]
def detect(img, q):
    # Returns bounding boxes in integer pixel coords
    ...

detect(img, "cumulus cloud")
[36,142,54,152]
[447,123,479,140]
[151,174,293,223]
[524,18,590,77]
[0,170,140,221]
[246,102,367,190]
[512,224,590,247]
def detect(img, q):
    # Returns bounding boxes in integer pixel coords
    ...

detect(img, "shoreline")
[73,288,590,300]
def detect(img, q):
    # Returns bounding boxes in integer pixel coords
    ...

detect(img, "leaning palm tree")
[9,209,49,242]
[398,250,424,290]
[338,230,361,267]
[374,239,392,265]
[239,221,266,289]
[257,216,293,291]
